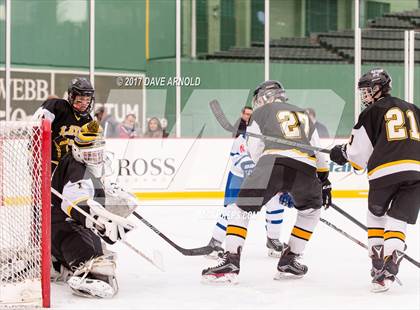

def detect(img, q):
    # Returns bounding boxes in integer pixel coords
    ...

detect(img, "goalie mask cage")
[0,119,51,308]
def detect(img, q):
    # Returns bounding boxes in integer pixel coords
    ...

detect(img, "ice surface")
[52,199,420,310]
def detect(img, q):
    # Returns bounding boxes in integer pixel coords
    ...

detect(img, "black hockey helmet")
[68,77,95,117]
[252,80,287,109]
[358,68,392,107]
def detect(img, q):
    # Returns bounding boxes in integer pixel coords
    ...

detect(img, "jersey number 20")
[385,108,420,141]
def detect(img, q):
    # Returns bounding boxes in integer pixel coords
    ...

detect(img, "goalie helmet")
[252,80,287,109]
[358,68,392,107]
[68,77,95,117]
[72,120,106,178]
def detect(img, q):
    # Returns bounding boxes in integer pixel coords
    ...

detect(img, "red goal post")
[0,119,51,308]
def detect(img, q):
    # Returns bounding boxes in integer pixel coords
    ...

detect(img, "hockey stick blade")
[209,100,331,154]
[132,212,213,256]
[330,203,420,269]
[209,100,236,132]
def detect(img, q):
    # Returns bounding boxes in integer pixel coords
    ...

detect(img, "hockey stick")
[209,100,331,154]
[131,211,214,256]
[51,188,164,271]
[330,203,420,269]
[127,125,213,256]
[320,217,367,250]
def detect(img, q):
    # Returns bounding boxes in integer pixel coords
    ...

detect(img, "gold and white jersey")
[346,95,420,188]
[247,101,329,177]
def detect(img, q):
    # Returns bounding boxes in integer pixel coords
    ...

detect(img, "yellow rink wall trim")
[1,190,368,206]
[133,190,368,201]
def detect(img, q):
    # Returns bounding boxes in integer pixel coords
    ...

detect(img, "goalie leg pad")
[67,254,118,298]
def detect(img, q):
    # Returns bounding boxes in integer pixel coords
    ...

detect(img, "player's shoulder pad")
[60,153,90,183]
[42,98,70,113]
[279,101,303,112]
[42,98,68,108]
[354,103,378,130]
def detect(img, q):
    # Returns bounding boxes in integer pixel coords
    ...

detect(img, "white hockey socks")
[225,204,250,254]
[211,204,229,244]
[367,210,386,256]
[265,193,284,240]
[288,208,320,255]
[384,216,407,257]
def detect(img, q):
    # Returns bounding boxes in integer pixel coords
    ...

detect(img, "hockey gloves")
[85,199,136,244]
[322,179,332,209]
[317,171,332,209]
[240,159,255,177]
[279,192,295,208]
[330,144,348,166]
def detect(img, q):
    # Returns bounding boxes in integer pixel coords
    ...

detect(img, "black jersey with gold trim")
[33,98,92,164]
[247,101,329,176]
[346,95,420,188]
[51,152,105,224]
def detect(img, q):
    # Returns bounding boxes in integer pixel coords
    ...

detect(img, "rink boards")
[105,138,368,200]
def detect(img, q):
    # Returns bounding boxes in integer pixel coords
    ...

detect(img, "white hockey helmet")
[72,120,106,178]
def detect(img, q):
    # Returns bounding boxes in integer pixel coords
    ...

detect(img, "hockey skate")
[202,248,241,284]
[274,245,307,280]
[51,256,73,283]
[266,237,284,258]
[371,249,404,293]
[205,237,225,260]
[67,254,118,298]
[370,245,384,279]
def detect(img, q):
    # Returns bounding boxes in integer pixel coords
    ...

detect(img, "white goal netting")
[0,120,50,308]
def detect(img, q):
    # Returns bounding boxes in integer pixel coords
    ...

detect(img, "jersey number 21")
[385,108,420,141]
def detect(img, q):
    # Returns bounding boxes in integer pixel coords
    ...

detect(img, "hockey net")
[0,120,51,308]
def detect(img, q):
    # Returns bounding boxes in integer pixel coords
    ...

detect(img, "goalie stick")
[330,203,420,269]
[51,188,165,271]
[209,100,331,154]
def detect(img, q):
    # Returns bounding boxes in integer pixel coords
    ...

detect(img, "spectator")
[305,108,330,138]
[160,117,169,138]
[232,106,253,137]
[118,114,137,139]
[94,106,119,138]
[144,117,166,138]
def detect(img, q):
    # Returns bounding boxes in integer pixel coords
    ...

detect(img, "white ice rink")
[52,198,420,310]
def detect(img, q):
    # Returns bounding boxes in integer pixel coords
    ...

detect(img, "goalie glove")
[85,199,136,244]
[103,179,139,218]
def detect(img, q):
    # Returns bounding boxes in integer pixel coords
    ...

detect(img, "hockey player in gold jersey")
[330,68,420,292]
[202,81,331,283]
